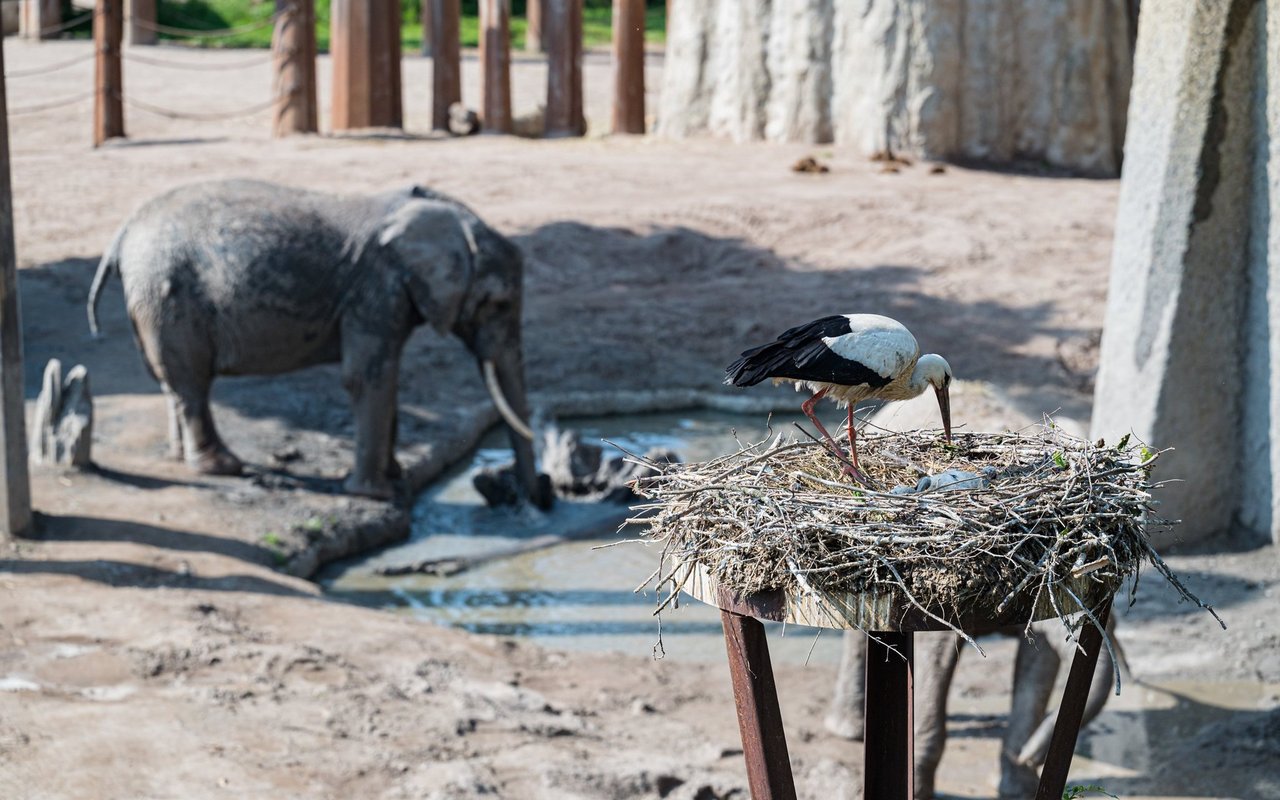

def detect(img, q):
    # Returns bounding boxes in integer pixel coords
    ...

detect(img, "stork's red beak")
[935,385,952,443]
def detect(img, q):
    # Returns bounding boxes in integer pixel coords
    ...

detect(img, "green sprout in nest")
[630,423,1225,680]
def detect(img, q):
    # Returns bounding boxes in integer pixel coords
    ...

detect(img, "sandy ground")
[0,39,1276,799]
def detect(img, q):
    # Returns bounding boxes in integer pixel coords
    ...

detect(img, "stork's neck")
[907,362,933,397]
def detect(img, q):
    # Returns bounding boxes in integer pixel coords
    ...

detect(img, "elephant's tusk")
[483,360,535,441]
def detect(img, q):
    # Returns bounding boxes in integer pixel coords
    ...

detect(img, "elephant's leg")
[998,633,1061,798]
[171,381,242,476]
[1017,616,1118,768]
[141,334,240,475]
[164,389,184,461]
[341,331,400,500]
[824,631,866,740]
[914,632,962,800]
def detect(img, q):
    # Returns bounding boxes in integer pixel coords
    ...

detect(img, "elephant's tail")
[87,227,124,338]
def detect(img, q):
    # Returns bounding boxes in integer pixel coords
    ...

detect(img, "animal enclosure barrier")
[85,0,317,145]
[19,0,646,141]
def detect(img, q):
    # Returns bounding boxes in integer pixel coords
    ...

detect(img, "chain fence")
[5,6,293,123]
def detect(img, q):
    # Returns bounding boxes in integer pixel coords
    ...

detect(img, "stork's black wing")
[724,315,892,388]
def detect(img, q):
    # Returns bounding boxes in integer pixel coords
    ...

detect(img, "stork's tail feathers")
[87,227,125,338]
[725,342,786,387]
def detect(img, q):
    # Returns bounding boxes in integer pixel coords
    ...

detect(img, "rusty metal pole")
[0,36,33,541]
[610,0,645,134]
[126,0,157,45]
[720,609,797,800]
[525,0,543,52]
[430,0,461,131]
[1034,599,1114,800]
[479,0,512,133]
[93,0,125,147]
[271,0,318,136]
[864,632,914,800]
[544,0,583,137]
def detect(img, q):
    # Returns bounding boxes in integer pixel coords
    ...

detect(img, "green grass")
[78,0,667,51]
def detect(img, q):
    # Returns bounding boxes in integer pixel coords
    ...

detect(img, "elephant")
[825,620,1118,799]
[87,178,550,508]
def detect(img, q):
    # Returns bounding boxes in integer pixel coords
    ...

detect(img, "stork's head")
[915,354,953,443]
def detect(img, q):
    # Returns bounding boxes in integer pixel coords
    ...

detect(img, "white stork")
[725,313,953,481]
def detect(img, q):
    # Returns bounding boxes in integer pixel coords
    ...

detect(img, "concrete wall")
[658,0,1134,175]
[1092,0,1280,548]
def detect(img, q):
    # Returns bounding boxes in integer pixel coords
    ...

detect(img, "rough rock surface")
[1091,0,1280,547]
[659,0,1135,175]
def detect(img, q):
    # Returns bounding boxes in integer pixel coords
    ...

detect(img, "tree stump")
[29,359,93,469]
[658,0,1134,175]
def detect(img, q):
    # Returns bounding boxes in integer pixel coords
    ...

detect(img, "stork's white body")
[779,314,922,405]
[726,313,953,480]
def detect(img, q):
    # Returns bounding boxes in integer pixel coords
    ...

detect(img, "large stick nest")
[633,424,1221,639]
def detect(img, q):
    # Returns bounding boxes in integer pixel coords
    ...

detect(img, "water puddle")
[322,409,849,663]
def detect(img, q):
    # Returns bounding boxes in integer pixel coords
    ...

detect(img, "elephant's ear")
[378,203,476,335]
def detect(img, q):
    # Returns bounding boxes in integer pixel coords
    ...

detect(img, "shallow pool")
[321,409,849,664]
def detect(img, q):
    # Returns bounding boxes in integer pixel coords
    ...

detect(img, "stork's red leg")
[847,407,860,469]
[802,391,869,485]
[802,389,843,454]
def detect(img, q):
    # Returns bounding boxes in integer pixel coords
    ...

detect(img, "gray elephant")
[825,621,1118,799]
[87,179,549,507]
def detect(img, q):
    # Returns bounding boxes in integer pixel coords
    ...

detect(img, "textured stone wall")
[658,0,1134,175]
[1092,0,1280,548]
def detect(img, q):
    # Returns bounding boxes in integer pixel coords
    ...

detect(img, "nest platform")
[635,426,1181,639]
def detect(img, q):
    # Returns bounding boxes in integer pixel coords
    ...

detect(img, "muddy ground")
[1,40,1276,799]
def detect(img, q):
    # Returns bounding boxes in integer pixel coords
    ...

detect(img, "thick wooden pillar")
[525,0,543,52]
[611,0,645,133]
[126,0,157,45]
[0,37,33,541]
[544,0,583,137]
[93,0,125,146]
[20,0,61,40]
[331,0,402,130]
[272,0,318,136]
[430,0,461,131]
[479,0,512,133]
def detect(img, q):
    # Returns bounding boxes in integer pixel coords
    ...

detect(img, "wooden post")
[864,632,914,800]
[611,0,645,134]
[479,0,512,133]
[525,0,543,52]
[1034,600,1114,800]
[0,36,33,541]
[430,0,461,131]
[384,0,403,128]
[720,610,797,800]
[20,0,62,40]
[331,0,401,130]
[271,0,318,136]
[93,0,125,147]
[544,0,583,137]
[126,0,158,46]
